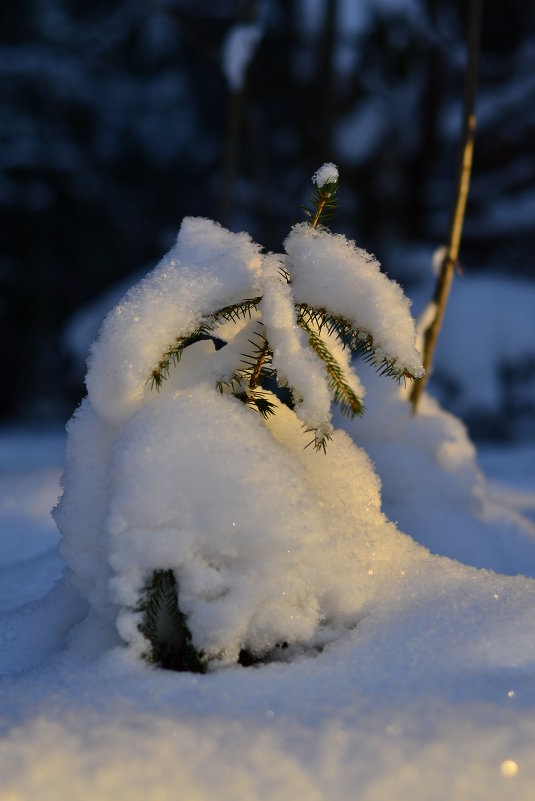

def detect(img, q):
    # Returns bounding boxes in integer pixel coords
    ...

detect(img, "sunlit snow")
[2,217,535,799]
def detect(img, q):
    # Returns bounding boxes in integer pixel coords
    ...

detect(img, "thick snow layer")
[82,214,422,441]
[86,217,263,424]
[54,398,117,617]
[67,268,534,439]
[260,275,333,430]
[2,422,535,798]
[285,223,423,377]
[13,216,534,796]
[340,364,535,577]
[58,381,425,667]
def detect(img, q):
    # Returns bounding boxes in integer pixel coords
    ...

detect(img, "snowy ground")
[2,212,535,799]
[1,421,535,800]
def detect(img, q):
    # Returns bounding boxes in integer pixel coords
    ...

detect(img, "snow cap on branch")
[312,162,339,188]
[284,223,424,379]
[259,272,333,433]
[86,218,263,424]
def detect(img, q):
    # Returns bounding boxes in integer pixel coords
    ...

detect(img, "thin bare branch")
[410,0,483,412]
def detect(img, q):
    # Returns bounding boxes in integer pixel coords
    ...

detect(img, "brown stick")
[410,0,483,412]
[249,338,270,389]
[311,192,330,229]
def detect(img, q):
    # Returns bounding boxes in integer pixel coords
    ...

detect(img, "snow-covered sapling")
[149,162,420,453]
[55,164,423,672]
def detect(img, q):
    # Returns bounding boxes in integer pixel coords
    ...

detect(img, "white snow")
[2,403,535,798]
[341,364,535,577]
[3,215,535,798]
[86,217,263,425]
[259,274,333,431]
[412,275,535,425]
[221,23,263,92]
[57,213,425,665]
[85,215,421,444]
[105,387,412,666]
[312,162,339,188]
[285,223,424,378]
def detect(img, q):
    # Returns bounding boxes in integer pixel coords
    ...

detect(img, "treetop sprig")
[304,162,339,229]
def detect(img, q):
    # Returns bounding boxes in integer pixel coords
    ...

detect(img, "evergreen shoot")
[135,162,423,671]
[148,163,417,451]
[303,162,339,229]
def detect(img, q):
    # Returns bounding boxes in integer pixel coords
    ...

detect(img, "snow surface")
[285,223,423,378]
[86,217,264,424]
[2,396,535,798]
[411,275,535,432]
[85,215,421,435]
[342,364,535,577]
[3,217,535,797]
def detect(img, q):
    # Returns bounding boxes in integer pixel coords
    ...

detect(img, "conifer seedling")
[137,163,423,671]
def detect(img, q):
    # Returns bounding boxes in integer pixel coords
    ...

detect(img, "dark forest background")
[2,0,534,437]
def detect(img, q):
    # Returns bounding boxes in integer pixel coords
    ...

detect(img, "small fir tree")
[137,163,423,671]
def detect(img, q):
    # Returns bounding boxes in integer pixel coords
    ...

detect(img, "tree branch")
[410,0,483,412]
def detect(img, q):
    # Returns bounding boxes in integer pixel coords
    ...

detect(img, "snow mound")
[342,363,535,577]
[56,214,426,668]
[414,275,535,438]
[58,381,429,667]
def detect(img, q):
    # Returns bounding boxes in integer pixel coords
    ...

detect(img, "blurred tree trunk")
[220,0,259,227]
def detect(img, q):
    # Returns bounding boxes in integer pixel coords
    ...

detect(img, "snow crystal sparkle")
[500,759,519,778]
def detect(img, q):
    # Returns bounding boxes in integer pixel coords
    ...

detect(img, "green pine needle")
[303,179,339,229]
[237,329,275,389]
[303,426,333,454]
[137,569,205,673]
[297,316,364,419]
[149,297,262,390]
[232,390,277,418]
[296,303,415,382]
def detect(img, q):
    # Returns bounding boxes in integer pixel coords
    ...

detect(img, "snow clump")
[312,162,339,187]
[285,224,424,379]
[56,213,424,668]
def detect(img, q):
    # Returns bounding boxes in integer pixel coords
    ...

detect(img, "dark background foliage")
[1,0,534,433]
